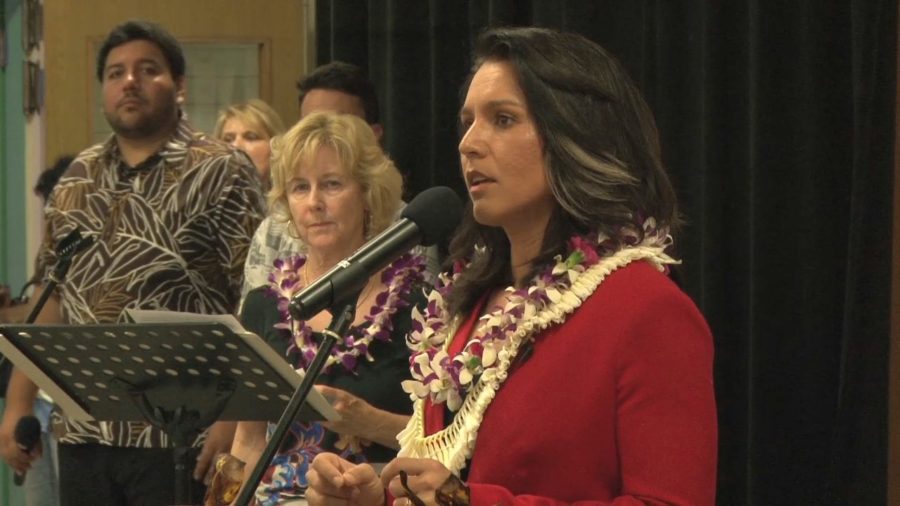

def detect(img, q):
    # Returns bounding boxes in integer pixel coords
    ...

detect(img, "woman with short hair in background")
[215,98,285,189]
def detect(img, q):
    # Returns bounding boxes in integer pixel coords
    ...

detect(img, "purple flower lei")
[267,253,426,374]
[402,218,669,411]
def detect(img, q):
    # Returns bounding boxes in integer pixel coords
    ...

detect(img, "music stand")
[0,321,338,505]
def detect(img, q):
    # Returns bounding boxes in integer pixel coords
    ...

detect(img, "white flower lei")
[397,223,677,475]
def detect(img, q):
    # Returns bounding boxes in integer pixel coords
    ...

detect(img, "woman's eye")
[496,114,515,127]
[244,132,261,141]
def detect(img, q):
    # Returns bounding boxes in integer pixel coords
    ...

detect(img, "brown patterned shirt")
[38,116,265,447]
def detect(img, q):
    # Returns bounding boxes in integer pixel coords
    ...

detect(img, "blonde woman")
[219,112,428,506]
[215,98,286,188]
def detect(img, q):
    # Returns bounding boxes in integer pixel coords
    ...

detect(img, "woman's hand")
[317,385,375,436]
[194,421,237,483]
[381,458,452,506]
[306,452,384,506]
[316,385,409,449]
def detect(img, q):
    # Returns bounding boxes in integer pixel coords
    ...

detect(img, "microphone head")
[14,415,41,448]
[400,186,463,247]
[55,228,83,256]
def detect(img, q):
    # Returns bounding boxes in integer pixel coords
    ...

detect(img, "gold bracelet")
[204,453,246,506]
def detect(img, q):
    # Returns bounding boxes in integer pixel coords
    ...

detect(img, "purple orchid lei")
[267,252,426,374]
[402,218,670,411]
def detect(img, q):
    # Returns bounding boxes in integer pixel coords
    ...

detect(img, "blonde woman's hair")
[213,98,286,140]
[268,111,403,238]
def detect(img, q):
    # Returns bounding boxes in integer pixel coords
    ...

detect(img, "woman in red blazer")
[305,26,718,506]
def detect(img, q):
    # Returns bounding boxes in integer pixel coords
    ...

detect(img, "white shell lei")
[396,245,677,476]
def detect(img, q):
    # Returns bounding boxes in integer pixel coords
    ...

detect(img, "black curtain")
[316,1,896,504]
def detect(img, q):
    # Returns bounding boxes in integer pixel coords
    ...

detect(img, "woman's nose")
[458,121,484,158]
[308,187,324,208]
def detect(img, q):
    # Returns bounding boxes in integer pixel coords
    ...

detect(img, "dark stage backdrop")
[315,1,896,504]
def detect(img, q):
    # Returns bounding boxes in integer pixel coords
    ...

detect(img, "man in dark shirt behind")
[0,20,265,505]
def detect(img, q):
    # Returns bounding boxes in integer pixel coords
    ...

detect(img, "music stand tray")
[0,319,339,504]
[0,321,337,424]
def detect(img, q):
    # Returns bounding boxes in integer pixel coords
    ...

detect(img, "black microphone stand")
[24,230,94,324]
[233,296,358,506]
[1,228,93,486]
[0,229,93,370]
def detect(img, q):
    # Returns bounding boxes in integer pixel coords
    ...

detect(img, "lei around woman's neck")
[397,218,678,475]
[267,252,426,374]
[401,217,674,411]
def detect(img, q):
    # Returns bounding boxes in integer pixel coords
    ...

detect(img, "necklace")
[397,218,677,475]
[268,252,426,374]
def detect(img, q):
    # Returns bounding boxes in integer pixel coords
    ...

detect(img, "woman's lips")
[466,170,495,194]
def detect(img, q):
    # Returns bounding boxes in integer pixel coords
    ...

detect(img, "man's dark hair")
[34,155,74,202]
[96,20,185,82]
[296,62,380,124]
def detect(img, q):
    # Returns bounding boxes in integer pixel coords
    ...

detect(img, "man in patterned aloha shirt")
[0,20,265,506]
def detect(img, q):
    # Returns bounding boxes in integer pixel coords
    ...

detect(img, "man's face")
[101,39,183,139]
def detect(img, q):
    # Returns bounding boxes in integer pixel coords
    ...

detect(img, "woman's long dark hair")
[446,27,680,318]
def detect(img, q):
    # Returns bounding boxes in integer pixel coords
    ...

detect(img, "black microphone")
[50,228,94,279]
[289,186,463,321]
[55,227,93,258]
[25,227,95,324]
[13,415,41,486]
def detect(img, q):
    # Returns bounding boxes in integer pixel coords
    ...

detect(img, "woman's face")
[286,146,367,261]
[458,60,554,233]
[221,118,272,183]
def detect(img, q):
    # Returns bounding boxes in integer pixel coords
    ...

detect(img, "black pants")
[58,443,206,506]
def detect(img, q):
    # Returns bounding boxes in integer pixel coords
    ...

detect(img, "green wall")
[2,1,32,504]
[2,0,28,293]
[0,1,7,285]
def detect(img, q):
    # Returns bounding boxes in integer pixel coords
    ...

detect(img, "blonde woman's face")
[286,146,367,262]
[221,118,272,183]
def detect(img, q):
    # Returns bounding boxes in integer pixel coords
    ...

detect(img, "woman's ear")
[369,123,384,144]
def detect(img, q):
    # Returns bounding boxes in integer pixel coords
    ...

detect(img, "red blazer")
[425,261,718,505]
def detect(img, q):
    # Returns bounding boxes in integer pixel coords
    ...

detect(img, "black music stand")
[0,321,338,505]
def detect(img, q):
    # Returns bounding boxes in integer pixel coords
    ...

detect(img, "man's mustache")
[116,93,146,107]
